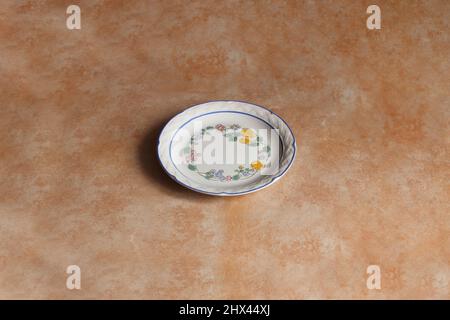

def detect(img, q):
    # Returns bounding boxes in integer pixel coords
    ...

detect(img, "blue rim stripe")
[157,100,297,196]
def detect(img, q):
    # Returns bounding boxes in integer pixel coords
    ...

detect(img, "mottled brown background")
[0,0,449,299]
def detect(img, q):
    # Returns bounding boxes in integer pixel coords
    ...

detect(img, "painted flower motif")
[215,124,226,132]
[214,169,226,181]
[251,160,264,171]
[239,136,251,144]
[226,175,232,181]
[241,169,253,176]
[230,124,241,130]
[239,128,256,144]
[241,128,256,138]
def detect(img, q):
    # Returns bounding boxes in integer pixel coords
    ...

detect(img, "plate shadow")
[137,115,217,201]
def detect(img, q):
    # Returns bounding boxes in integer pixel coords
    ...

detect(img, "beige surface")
[0,0,449,299]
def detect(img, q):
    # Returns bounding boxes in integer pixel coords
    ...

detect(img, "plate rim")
[157,100,297,196]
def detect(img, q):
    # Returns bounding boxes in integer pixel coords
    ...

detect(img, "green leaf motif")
[188,164,197,171]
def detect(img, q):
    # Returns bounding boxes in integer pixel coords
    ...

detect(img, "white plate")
[158,101,296,196]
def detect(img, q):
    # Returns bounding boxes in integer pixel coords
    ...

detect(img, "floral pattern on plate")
[181,124,271,182]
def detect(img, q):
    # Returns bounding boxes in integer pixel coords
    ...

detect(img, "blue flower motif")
[214,169,226,181]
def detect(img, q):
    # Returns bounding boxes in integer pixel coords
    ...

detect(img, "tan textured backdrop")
[0,0,449,299]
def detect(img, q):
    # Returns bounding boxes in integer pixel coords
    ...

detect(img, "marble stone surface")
[0,0,448,299]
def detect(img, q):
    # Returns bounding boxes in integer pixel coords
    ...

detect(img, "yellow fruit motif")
[251,160,264,171]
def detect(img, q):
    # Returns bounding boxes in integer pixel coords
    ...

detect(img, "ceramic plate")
[158,101,296,196]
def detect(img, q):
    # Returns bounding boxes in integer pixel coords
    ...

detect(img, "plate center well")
[169,111,281,189]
